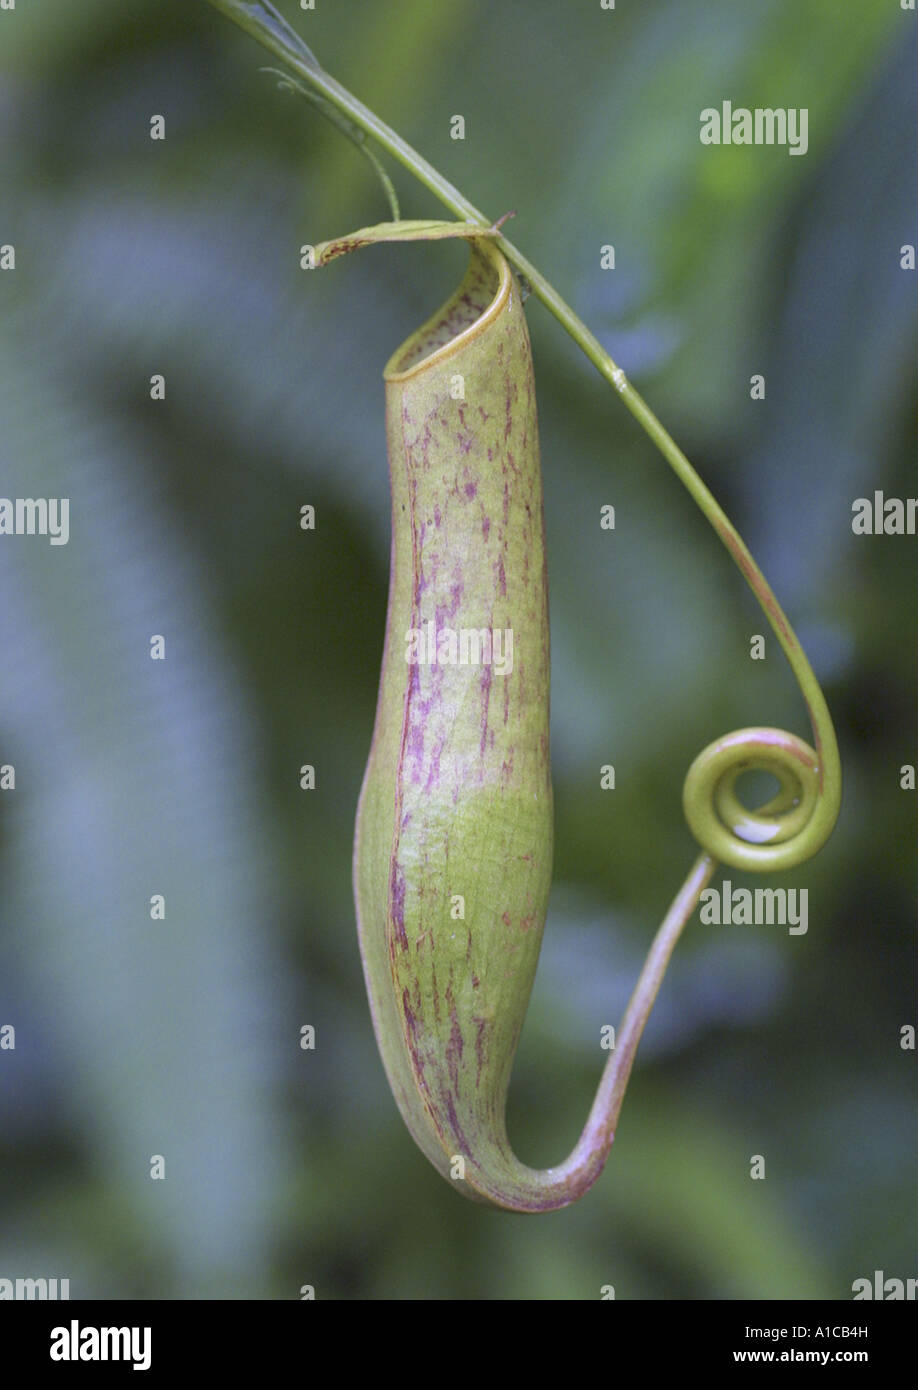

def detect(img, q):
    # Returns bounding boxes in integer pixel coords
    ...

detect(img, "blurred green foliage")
[0,0,916,1299]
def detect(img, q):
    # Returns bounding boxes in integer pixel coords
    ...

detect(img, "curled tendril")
[684,726,831,872]
[677,498,842,877]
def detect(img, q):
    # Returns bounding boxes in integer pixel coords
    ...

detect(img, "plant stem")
[587,852,717,1153]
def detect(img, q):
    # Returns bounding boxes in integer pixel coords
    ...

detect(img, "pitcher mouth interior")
[384,239,511,381]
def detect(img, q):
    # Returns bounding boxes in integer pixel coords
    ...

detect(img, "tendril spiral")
[683,725,836,872]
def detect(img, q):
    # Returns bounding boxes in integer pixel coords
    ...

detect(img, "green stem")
[592,852,717,1150]
[203,0,841,872]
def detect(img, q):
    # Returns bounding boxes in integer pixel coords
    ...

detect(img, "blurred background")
[1,0,916,1300]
